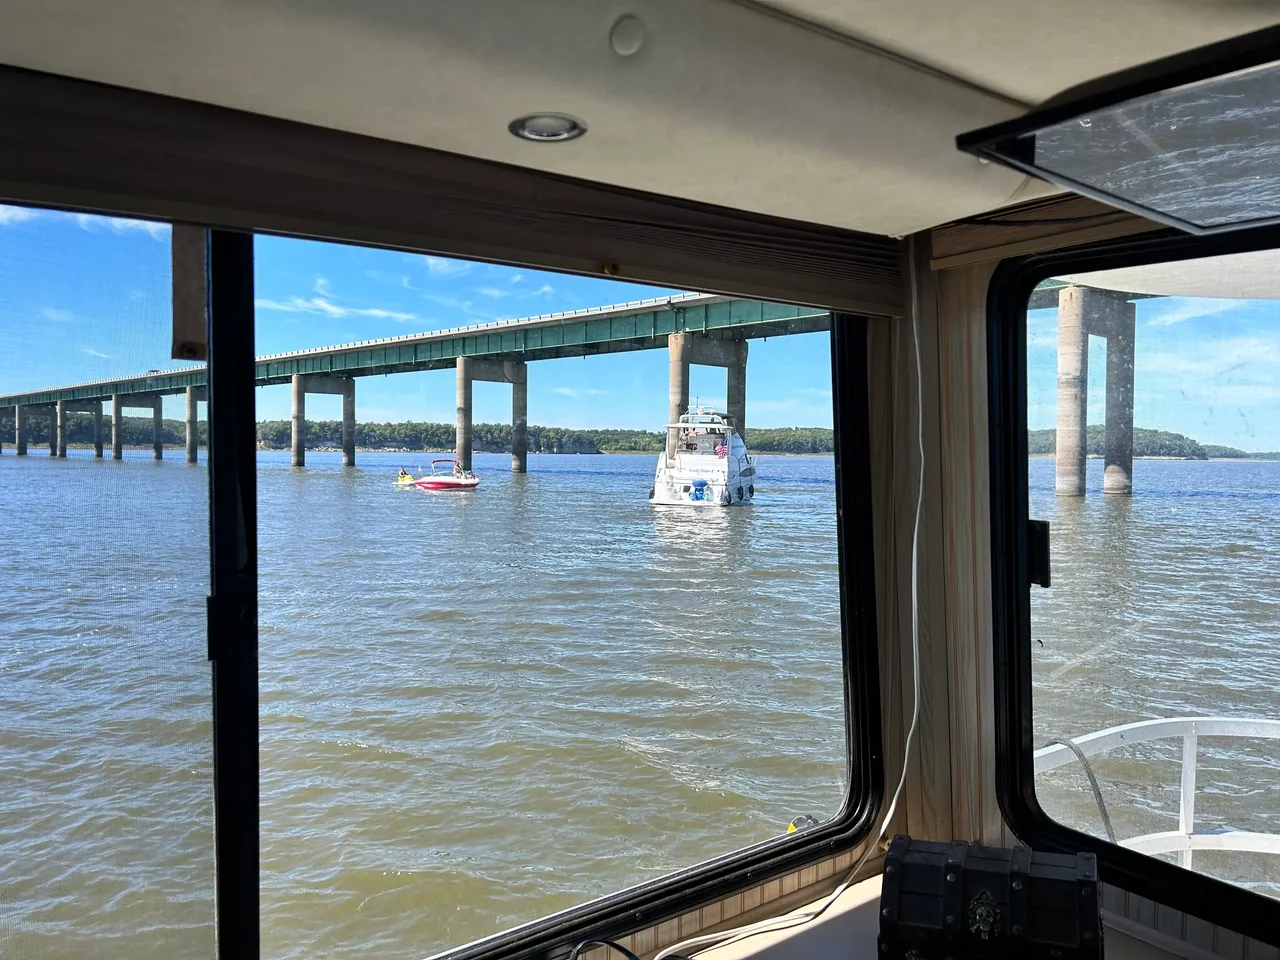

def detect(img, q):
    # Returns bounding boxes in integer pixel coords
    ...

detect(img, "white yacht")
[650,407,755,506]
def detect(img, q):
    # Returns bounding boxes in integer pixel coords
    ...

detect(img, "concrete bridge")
[0,294,830,469]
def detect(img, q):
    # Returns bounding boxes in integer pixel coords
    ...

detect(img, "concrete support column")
[1104,305,1137,495]
[726,343,748,441]
[511,361,528,473]
[152,399,164,461]
[93,403,103,458]
[342,378,356,467]
[291,374,306,467]
[111,394,123,460]
[48,411,56,456]
[186,386,199,464]
[56,400,68,457]
[669,332,691,425]
[1055,287,1089,497]
[15,404,26,456]
[456,357,473,471]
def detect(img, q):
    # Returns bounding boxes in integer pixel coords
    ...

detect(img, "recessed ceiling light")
[509,114,587,143]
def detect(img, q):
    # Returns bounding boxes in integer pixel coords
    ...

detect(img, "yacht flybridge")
[650,407,755,506]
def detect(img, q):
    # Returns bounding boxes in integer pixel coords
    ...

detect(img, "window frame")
[987,224,1280,947]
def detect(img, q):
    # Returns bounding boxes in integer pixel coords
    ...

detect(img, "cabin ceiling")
[1062,250,1280,300]
[755,0,1275,104]
[0,1,1275,238]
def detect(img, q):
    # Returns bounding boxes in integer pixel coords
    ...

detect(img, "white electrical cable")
[654,249,927,960]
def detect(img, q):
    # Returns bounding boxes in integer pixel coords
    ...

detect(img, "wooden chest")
[878,835,1102,960]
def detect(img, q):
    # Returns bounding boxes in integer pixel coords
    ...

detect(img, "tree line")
[255,420,837,454]
[0,412,202,446]
[1026,426,1278,459]
[0,411,837,454]
[9,412,1277,459]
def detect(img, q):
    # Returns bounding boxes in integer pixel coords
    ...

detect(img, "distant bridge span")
[0,294,832,468]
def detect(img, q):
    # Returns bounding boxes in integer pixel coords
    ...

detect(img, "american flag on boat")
[715,439,727,458]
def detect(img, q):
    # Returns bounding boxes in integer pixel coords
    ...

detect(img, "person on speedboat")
[453,461,463,478]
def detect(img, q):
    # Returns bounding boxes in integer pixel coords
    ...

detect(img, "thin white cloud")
[1146,299,1239,328]
[551,386,609,398]
[254,296,418,322]
[509,273,525,284]
[314,276,333,296]
[83,348,112,359]
[75,213,169,241]
[533,283,554,296]
[423,256,473,277]
[477,286,509,299]
[0,205,38,225]
[40,307,75,323]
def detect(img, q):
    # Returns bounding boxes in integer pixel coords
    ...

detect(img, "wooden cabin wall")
[868,240,1009,847]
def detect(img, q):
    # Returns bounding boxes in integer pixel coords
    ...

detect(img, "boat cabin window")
[0,210,876,960]
[994,240,1280,928]
[0,208,216,955]
[249,239,857,957]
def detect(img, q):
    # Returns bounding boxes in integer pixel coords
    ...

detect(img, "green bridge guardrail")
[0,295,831,408]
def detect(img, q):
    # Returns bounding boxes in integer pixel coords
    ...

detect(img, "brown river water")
[0,450,1274,960]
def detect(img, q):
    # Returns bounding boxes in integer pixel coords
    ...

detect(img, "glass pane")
[1028,61,1280,229]
[0,207,214,955]
[1027,254,1280,900]
[253,239,848,958]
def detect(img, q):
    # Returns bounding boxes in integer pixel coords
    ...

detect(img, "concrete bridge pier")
[1056,286,1136,496]
[456,358,473,471]
[511,369,527,474]
[56,400,68,457]
[341,379,356,467]
[111,394,124,459]
[667,333,749,438]
[291,373,357,467]
[185,386,206,464]
[151,397,164,460]
[13,404,25,455]
[59,400,106,458]
[44,407,55,456]
[454,358,528,472]
[291,375,306,467]
[109,394,164,459]
[668,333,691,427]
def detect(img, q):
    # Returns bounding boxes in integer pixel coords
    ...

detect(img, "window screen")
[251,239,850,959]
[0,206,214,955]
[1026,252,1280,899]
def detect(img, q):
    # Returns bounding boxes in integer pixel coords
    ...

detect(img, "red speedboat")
[413,459,480,491]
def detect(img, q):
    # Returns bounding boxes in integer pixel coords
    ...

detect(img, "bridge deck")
[0,294,831,408]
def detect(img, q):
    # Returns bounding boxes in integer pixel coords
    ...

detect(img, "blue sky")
[0,207,833,430]
[5,206,1280,448]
